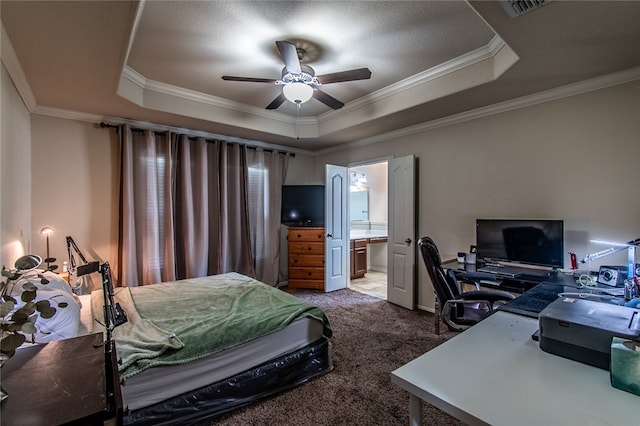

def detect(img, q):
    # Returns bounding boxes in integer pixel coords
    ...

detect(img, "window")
[248,166,268,261]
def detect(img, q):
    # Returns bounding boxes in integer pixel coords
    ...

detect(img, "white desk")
[391,311,638,426]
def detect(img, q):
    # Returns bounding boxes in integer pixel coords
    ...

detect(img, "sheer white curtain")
[118,125,287,287]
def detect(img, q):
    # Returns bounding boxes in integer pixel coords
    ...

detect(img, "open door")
[387,155,416,309]
[325,165,349,292]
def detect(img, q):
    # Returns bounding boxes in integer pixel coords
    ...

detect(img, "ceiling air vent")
[501,0,552,18]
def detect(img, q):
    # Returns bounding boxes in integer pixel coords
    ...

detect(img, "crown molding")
[120,66,299,126]
[314,35,517,140]
[119,35,513,138]
[1,23,37,111]
[31,105,316,156]
[32,105,106,123]
[318,35,509,124]
[117,0,146,77]
[319,65,640,155]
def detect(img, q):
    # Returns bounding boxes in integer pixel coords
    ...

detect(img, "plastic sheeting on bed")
[123,337,332,426]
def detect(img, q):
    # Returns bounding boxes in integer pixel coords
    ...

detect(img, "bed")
[31,270,333,425]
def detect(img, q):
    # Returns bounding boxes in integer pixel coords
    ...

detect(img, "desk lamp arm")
[66,236,88,272]
[580,238,640,283]
[580,238,640,264]
[66,236,100,278]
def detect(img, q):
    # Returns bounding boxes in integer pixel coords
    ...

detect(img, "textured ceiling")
[127,1,492,115]
[2,1,640,151]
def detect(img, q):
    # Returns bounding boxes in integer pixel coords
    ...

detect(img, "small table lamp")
[40,226,55,270]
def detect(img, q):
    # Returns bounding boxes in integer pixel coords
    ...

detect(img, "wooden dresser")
[288,226,325,289]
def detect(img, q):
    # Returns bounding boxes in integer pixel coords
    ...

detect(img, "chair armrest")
[453,271,498,290]
[441,298,494,331]
[443,298,492,308]
[460,289,516,303]
[455,272,497,282]
[441,291,515,332]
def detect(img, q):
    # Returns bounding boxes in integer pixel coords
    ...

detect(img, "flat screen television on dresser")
[281,185,325,227]
[476,219,564,268]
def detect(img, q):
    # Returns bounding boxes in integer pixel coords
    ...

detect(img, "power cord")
[558,292,618,301]
[576,274,597,287]
[559,274,620,300]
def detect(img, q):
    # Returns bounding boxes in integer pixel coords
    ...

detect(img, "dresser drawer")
[288,227,325,242]
[289,254,325,267]
[288,279,324,290]
[288,242,325,254]
[289,267,325,280]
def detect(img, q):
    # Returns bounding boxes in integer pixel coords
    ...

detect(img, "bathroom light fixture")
[350,172,369,192]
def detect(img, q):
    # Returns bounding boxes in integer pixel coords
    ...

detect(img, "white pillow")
[30,270,75,295]
[32,288,81,343]
[9,270,81,343]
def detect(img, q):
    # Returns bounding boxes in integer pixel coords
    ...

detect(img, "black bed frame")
[124,337,332,426]
[96,264,333,425]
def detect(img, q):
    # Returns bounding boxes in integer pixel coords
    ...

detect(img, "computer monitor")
[476,219,564,268]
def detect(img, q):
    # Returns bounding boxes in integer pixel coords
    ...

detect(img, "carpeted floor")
[213,288,463,425]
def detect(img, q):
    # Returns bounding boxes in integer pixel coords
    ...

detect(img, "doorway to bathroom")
[348,160,388,299]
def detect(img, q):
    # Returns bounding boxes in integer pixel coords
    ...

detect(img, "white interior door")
[325,164,348,292]
[387,155,416,309]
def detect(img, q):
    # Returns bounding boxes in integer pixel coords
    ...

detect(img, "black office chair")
[418,236,516,334]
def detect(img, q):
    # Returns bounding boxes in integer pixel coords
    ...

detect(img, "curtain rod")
[99,122,295,157]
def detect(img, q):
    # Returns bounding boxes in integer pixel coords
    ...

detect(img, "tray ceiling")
[2,1,640,151]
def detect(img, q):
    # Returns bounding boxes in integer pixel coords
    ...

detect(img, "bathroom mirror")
[350,190,369,221]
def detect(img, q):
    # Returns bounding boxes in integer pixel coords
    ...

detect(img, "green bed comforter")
[92,272,331,379]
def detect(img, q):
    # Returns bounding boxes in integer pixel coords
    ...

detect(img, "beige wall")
[316,80,640,311]
[30,115,119,289]
[1,63,31,266]
[284,152,321,185]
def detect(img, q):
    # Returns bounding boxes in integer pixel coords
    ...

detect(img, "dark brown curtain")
[118,125,258,286]
[118,126,176,286]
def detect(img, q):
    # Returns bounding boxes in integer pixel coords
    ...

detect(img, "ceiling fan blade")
[222,76,277,83]
[265,93,287,110]
[316,68,372,85]
[313,90,344,110]
[276,40,301,75]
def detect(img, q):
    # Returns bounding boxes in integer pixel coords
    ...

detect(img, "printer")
[538,297,640,370]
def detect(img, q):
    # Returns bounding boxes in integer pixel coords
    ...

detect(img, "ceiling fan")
[222,40,371,110]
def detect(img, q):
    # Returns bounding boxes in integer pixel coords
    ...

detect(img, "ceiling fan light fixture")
[283,82,313,104]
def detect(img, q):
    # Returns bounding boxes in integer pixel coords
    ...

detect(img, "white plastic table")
[391,311,638,425]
